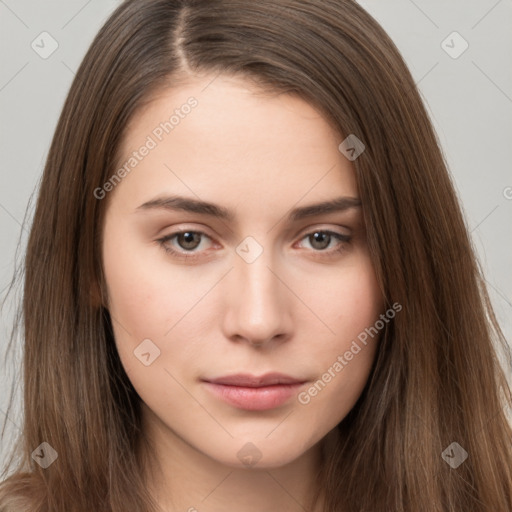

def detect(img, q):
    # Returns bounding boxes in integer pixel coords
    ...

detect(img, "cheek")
[101,230,217,391]
[294,255,383,410]
[102,229,205,340]
[301,251,384,348]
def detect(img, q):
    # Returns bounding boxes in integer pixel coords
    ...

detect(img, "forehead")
[111,73,359,217]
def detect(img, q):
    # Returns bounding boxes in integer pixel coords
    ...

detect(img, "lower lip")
[204,382,304,411]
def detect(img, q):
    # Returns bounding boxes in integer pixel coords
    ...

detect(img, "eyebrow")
[136,195,362,222]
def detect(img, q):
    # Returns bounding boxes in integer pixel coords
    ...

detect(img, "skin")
[102,73,385,512]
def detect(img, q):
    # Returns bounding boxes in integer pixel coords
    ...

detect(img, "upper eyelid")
[161,220,352,236]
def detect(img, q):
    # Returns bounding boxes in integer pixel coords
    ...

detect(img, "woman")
[1,0,511,510]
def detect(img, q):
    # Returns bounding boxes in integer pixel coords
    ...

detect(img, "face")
[101,73,385,470]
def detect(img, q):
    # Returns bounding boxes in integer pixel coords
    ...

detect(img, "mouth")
[202,373,308,411]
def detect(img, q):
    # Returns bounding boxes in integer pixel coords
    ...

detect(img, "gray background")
[1,0,511,467]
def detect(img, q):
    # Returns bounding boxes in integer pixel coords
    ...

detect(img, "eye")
[157,230,213,260]
[296,230,352,257]
[156,228,352,262]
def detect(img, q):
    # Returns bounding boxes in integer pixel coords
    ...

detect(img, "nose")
[221,246,293,348]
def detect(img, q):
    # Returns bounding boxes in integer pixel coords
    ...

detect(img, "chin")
[205,433,321,471]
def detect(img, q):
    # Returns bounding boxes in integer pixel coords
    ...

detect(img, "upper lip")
[204,372,306,388]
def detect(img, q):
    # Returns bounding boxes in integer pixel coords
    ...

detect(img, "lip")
[206,372,305,387]
[202,373,307,411]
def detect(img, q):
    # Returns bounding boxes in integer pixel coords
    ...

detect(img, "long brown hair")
[1,0,511,510]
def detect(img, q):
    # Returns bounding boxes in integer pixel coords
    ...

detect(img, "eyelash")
[156,229,352,262]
